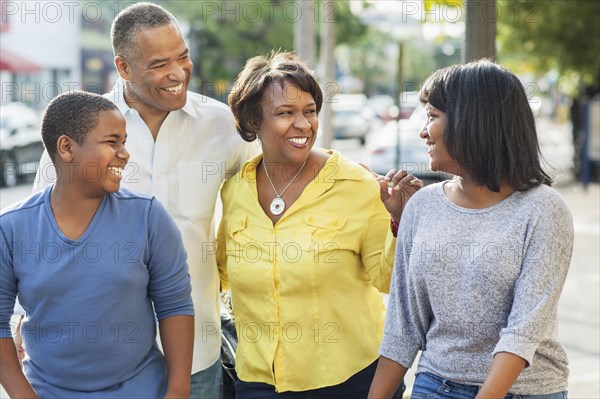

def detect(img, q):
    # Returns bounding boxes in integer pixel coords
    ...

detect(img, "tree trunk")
[464,0,497,62]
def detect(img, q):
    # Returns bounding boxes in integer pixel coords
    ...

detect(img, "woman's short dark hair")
[42,91,118,162]
[228,51,323,142]
[419,59,552,191]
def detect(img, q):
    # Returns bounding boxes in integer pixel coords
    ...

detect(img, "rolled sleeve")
[492,196,574,366]
[361,186,397,293]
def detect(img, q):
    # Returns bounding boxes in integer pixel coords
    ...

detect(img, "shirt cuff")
[493,328,539,367]
[379,331,419,369]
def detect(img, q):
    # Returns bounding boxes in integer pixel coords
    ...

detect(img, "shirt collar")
[240,149,365,182]
[107,78,197,118]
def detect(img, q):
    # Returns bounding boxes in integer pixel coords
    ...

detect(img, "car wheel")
[359,136,366,146]
[1,156,18,187]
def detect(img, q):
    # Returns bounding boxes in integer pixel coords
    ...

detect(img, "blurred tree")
[497,0,600,87]
[340,28,438,96]
[165,0,366,99]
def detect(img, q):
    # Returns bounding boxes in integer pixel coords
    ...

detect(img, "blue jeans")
[190,358,221,399]
[411,372,568,399]
[236,360,405,399]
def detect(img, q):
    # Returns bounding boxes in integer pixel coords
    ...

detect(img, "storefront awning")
[0,48,42,73]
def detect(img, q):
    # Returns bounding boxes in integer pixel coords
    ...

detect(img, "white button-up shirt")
[34,79,257,372]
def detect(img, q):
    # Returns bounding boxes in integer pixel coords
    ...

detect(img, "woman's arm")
[0,338,38,398]
[159,316,194,399]
[360,169,421,293]
[476,352,526,399]
[368,356,408,399]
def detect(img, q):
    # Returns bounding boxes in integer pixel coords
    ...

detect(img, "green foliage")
[162,0,366,98]
[497,0,600,85]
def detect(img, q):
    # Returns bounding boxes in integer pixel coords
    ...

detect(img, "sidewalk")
[555,183,600,398]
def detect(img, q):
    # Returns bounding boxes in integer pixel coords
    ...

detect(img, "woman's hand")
[377,169,422,220]
[360,164,422,221]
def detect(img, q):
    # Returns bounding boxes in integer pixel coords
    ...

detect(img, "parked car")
[367,106,451,182]
[332,93,372,146]
[0,102,43,187]
[366,94,396,121]
[397,91,421,119]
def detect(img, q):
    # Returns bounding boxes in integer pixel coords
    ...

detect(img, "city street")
[1,119,598,397]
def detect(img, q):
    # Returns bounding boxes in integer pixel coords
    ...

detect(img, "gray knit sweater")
[380,181,574,395]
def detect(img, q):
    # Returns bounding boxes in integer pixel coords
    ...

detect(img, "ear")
[114,56,130,80]
[247,119,259,134]
[56,135,75,163]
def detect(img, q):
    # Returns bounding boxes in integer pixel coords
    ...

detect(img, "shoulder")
[186,92,234,119]
[326,150,377,184]
[1,188,47,220]
[111,188,153,203]
[110,189,173,223]
[222,154,261,192]
[516,184,572,222]
[408,181,443,205]
[108,188,155,214]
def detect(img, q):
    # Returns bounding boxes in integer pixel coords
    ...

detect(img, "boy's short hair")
[41,91,118,162]
[111,2,177,63]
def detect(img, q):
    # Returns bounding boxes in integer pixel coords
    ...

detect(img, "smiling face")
[258,80,318,165]
[70,109,129,196]
[116,22,192,118]
[420,104,460,174]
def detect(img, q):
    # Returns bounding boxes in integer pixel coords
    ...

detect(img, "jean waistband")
[420,372,481,394]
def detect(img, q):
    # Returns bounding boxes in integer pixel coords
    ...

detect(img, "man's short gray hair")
[111,2,178,62]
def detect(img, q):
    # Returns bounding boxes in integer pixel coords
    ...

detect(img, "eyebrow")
[274,101,317,109]
[103,133,127,140]
[147,49,189,68]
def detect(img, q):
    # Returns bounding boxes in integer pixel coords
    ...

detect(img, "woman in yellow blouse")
[218,51,420,398]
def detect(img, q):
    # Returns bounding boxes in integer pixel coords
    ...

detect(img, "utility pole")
[319,0,336,148]
[294,1,316,67]
[464,0,496,62]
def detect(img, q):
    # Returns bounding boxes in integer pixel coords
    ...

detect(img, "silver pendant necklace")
[263,158,308,216]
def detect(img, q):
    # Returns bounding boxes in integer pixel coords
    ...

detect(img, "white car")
[0,102,43,186]
[367,107,451,181]
[332,94,372,146]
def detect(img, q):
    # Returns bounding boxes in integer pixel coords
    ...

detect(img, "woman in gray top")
[369,60,574,398]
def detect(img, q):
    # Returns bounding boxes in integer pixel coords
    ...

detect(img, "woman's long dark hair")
[420,59,552,191]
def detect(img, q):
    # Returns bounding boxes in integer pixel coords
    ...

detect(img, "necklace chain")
[263,158,308,199]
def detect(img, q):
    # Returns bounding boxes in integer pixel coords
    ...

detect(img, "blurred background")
[1,0,598,397]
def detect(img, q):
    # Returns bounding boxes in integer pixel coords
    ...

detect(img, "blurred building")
[0,0,81,110]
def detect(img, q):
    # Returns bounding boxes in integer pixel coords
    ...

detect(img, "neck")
[123,86,169,140]
[51,182,105,214]
[261,153,310,184]
[446,176,514,209]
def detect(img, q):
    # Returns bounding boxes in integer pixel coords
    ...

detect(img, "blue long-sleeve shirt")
[0,186,194,397]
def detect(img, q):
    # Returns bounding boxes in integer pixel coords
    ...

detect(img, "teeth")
[108,167,124,176]
[164,83,183,93]
[288,137,308,145]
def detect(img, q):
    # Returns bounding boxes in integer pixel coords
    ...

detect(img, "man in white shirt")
[33,3,256,398]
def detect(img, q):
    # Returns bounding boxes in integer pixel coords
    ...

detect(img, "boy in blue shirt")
[0,91,194,398]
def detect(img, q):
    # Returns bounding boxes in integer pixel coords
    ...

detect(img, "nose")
[168,61,187,81]
[117,146,130,163]
[419,124,429,139]
[293,114,311,131]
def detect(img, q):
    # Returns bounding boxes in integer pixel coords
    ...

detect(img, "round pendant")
[270,197,285,215]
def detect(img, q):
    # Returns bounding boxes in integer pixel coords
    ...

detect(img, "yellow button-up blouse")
[217,150,396,392]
